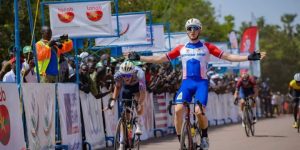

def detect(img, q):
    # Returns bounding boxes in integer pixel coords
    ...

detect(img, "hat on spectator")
[23,46,32,54]
[110,57,117,63]
[132,61,145,66]
[78,52,89,59]
[9,56,24,64]
[211,74,220,79]
[207,70,215,77]
[96,62,103,68]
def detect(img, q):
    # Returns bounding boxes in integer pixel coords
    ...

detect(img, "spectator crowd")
[0,26,294,118]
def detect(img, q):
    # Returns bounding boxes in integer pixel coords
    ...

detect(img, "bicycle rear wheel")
[297,108,300,133]
[114,118,128,150]
[180,121,193,150]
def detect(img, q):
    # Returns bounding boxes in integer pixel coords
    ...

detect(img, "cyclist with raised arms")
[289,73,300,128]
[233,72,258,126]
[128,18,266,150]
[107,61,146,136]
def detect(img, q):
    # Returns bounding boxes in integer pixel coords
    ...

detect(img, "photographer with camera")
[35,26,73,83]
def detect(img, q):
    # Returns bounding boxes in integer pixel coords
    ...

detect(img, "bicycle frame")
[114,98,140,150]
[169,101,203,150]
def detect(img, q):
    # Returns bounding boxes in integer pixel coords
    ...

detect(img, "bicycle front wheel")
[114,118,127,150]
[132,120,141,150]
[192,124,202,150]
[243,108,251,137]
[248,108,255,136]
[180,121,193,150]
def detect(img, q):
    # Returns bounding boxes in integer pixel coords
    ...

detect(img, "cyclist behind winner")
[233,73,258,125]
[289,73,300,128]
[107,60,146,135]
[128,18,266,150]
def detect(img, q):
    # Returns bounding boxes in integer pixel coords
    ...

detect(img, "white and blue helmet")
[185,18,202,30]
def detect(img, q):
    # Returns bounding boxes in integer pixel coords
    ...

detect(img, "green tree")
[281,14,297,37]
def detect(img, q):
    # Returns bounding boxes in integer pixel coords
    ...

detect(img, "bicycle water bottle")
[127,124,133,140]
[191,127,195,137]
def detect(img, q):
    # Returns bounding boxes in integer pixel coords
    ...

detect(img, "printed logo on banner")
[0,87,10,146]
[30,93,41,149]
[57,7,75,23]
[43,94,54,148]
[86,5,103,22]
[64,93,80,134]
[117,22,130,36]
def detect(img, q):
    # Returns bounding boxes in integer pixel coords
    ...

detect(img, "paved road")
[103,115,300,150]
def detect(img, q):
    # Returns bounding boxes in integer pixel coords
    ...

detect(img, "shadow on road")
[254,135,286,138]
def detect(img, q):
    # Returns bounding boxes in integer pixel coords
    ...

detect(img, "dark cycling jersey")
[236,76,256,98]
[114,66,146,99]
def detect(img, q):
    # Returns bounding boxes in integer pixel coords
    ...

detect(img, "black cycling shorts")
[122,82,139,99]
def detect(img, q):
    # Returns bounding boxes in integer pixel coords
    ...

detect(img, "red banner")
[240,26,258,52]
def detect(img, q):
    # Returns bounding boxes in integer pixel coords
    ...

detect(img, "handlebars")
[167,100,205,116]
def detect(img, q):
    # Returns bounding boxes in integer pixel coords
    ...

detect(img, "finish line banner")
[0,84,26,150]
[165,32,189,50]
[49,1,114,38]
[95,13,148,47]
[22,83,56,150]
[122,24,165,52]
[57,84,82,150]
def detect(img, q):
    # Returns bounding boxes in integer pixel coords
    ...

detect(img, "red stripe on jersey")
[204,42,224,58]
[166,45,184,60]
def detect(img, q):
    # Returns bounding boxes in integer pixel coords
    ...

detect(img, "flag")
[240,26,258,53]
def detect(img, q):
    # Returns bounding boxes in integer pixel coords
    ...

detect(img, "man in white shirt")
[3,57,23,82]
[22,46,38,83]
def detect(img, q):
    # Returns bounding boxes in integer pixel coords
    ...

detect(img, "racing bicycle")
[114,99,141,150]
[168,100,203,150]
[242,96,255,137]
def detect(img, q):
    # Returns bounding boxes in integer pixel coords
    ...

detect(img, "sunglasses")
[187,26,201,32]
[122,74,133,78]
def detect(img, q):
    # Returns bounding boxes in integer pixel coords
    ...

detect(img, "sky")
[209,0,300,29]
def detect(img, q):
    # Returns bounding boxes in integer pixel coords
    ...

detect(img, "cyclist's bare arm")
[138,89,146,104]
[140,54,169,64]
[234,88,239,99]
[221,52,266,62]
[112,82,122,100]
[254,85,259,98]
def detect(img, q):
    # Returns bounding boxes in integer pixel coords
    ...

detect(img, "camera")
[49,34,68,49]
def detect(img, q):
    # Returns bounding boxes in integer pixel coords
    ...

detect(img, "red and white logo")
[57,7,74,23]
[0,88,10,146]
[86,5,103,22]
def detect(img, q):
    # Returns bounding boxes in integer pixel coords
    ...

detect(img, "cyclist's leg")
[239,88,246,120]
[293,98,299,123]
[174,79,193,141]
[194,79,209,149]
[174,104,184,141]
[194,79,209,130]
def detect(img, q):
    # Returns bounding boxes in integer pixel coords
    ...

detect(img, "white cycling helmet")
[294,73,300,81]
[185,18,202,30]
[119,61,135,74]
